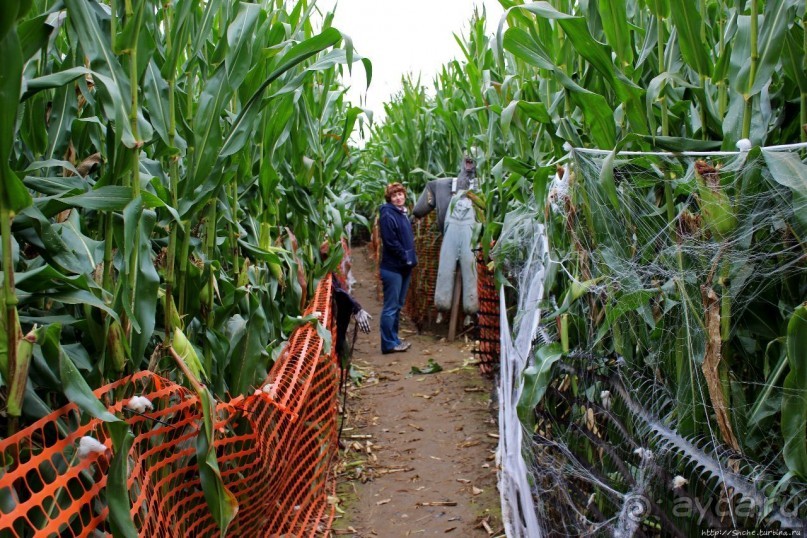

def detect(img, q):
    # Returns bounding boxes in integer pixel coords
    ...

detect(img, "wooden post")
[447,265,462,342]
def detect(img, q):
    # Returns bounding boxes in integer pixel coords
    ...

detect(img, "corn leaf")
[226,299,269,397]
[22,67,91,102]
[219,27,343,160]
[747,344,788,431]
[225,2,261,89]
[669,1,712,76]
[196,384,239,536]
[61,186,135,211]
[143,60,171,146]
[762,149,807,199]
[45,82,78,161]
[743,0,799,95]
[64,0,136,148]
[518,343,563,427]
[129,209,159,363]
[0,27,32,212]
[782,304,807,477]
[107,420,137,538]
[782,24,807,92]
[60,340,119,422]
[598,0,632,66]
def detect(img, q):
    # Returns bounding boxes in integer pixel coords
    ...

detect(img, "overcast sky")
[316,0,505,129]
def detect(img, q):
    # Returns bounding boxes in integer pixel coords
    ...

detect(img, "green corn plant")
[356,0,807,530]
[0,0,371,535]
[3,0,371,528]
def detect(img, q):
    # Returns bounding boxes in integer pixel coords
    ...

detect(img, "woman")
[378,182,417,353]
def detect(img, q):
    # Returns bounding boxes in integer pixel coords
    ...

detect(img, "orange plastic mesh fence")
[475,254,500,376]
[0,277,339,537]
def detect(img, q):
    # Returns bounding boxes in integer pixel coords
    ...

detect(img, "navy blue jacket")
[379,203,417,273]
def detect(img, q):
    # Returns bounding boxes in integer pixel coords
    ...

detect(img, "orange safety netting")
[0,277,339,537]
[475,254,500,376]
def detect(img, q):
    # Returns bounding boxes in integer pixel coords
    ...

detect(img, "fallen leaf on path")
[377,467,413,475]
[353,380,380,390]
[430,456,443,461]
[472,486,483,496]
[410,359,443,375]
[464,387,485,393]
[376,498,391,505]
[487,433,499,439]
[445,527,457,533]
[456,478,470,484]
[416,501,457,507]
[409,423,424,431]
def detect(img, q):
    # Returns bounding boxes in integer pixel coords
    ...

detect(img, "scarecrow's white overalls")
[434,180,479,315]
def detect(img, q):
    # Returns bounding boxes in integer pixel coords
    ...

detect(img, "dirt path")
[331,246,502,537]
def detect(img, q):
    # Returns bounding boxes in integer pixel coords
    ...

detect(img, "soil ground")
[330,246,503,537]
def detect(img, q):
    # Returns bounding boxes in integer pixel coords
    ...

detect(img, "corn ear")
[695,161,737,240]
[268,261,284,284]
[165,292,182,330]
[259,222,273,251]
[237,259,249,289]
[106,320,130,372]
[466,190,486,210]
[199,281,212,305]
[172,328,205,382]
[7,327,37,417]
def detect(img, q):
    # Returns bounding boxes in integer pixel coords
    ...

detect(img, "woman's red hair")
[384,182,406,202]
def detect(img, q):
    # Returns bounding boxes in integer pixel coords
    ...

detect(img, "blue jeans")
[380,268,411,353]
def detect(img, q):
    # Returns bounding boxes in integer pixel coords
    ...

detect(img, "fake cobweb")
[492,142,807,536]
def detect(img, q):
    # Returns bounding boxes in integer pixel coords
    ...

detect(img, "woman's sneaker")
[393,341,411,352]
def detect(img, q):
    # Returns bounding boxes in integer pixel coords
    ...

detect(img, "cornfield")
[358,0,807,534]
[1,0,369,534]
[2,0,807,535]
